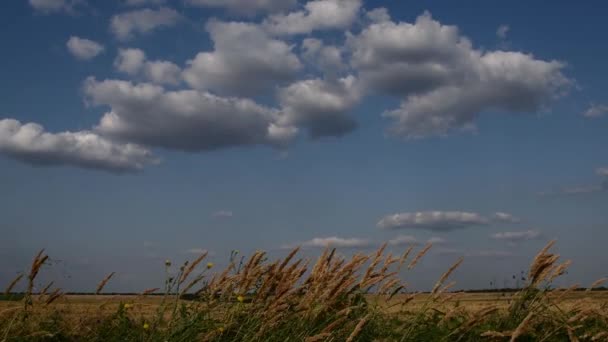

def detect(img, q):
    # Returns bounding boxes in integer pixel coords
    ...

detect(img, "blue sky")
[1,0,607,292]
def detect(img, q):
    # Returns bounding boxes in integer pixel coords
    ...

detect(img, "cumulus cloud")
[263,0,362,35]
[84,77,295,151]
[365,7,391,24]
[212,210,233,218]
[110,7,182,41]
[388,235,419,246]
[283,236,371,249]
[377,211,489,231]
[301,38,345,77]
[114,48,146,75]
[29,0,83,14]
[348,12,570,138]
[182,20,302,96]
[277,76,361,138]
[491,230,542,243]
[582,103,608,118]
[496,24,510,39]
[427,236,447,245]
[0,118,157,173]
[492,212,521,224]
[185,0,296,15]
[114,48,181,85]
[66,36,104,60]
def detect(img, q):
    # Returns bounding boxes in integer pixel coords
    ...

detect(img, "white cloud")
[496,24,510,39]
[110,7,182,41]
[114,48,181,85]
[125,0,165,6]
[0,118,157,173]
[365,7,391,24]
[183,20,302,96]
[427,236,447,245]
[491,230,542,242]
[377,211,489,231]
[66,36,104,60]
[212,210,233,218]
[263,0,362,35]
[492,212,521,224]
[278,76,361,138]
[348,12,570,138]
[185,0,297,15]
[301,38,345,77]
[283,236,371,249]
[582,103,608,118]
[114,48,146,75]
[143,61,181,85]
[388,235,419,246]
[84,77,295,151]
[29,0,82,14]
[597,168,608,177]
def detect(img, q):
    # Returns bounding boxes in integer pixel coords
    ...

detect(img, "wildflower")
[237,295,244,303]
[218,327,225,333]
[165,259,171,267]
[206,262,214,269]
[124,303,133,309]
[143,323,150,330]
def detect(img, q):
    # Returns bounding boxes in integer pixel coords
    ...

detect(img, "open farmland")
[2,242,608,341]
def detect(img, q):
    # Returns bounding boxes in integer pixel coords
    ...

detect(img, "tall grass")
[1,241,607,341]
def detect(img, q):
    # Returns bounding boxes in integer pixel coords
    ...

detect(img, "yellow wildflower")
[218,327,225,333]
[143,323,150,330]
[206,262,214,269]
[124,303,133,309]
[237,295,244,303]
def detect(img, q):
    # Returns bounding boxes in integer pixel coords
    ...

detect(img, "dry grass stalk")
[27,250,48,296]
[4,273,23,296]
[44,288,63,306]
[549,259,572,282]
[345,314,369,342]
[397,246,414,272]
[180,251,208,283]
[141,287,159,296]
[305,332,331,342]
[321,316,348,334]
[528,240,557,285]
[587,277,608,291]
[592,331,608,341]
[432,257,463,294]
[510,311,534,342]
[40,281,54,297]
[567,326,580,342]
[408,243,433,270]
[95,272,115,295]
[481,330,511,338]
